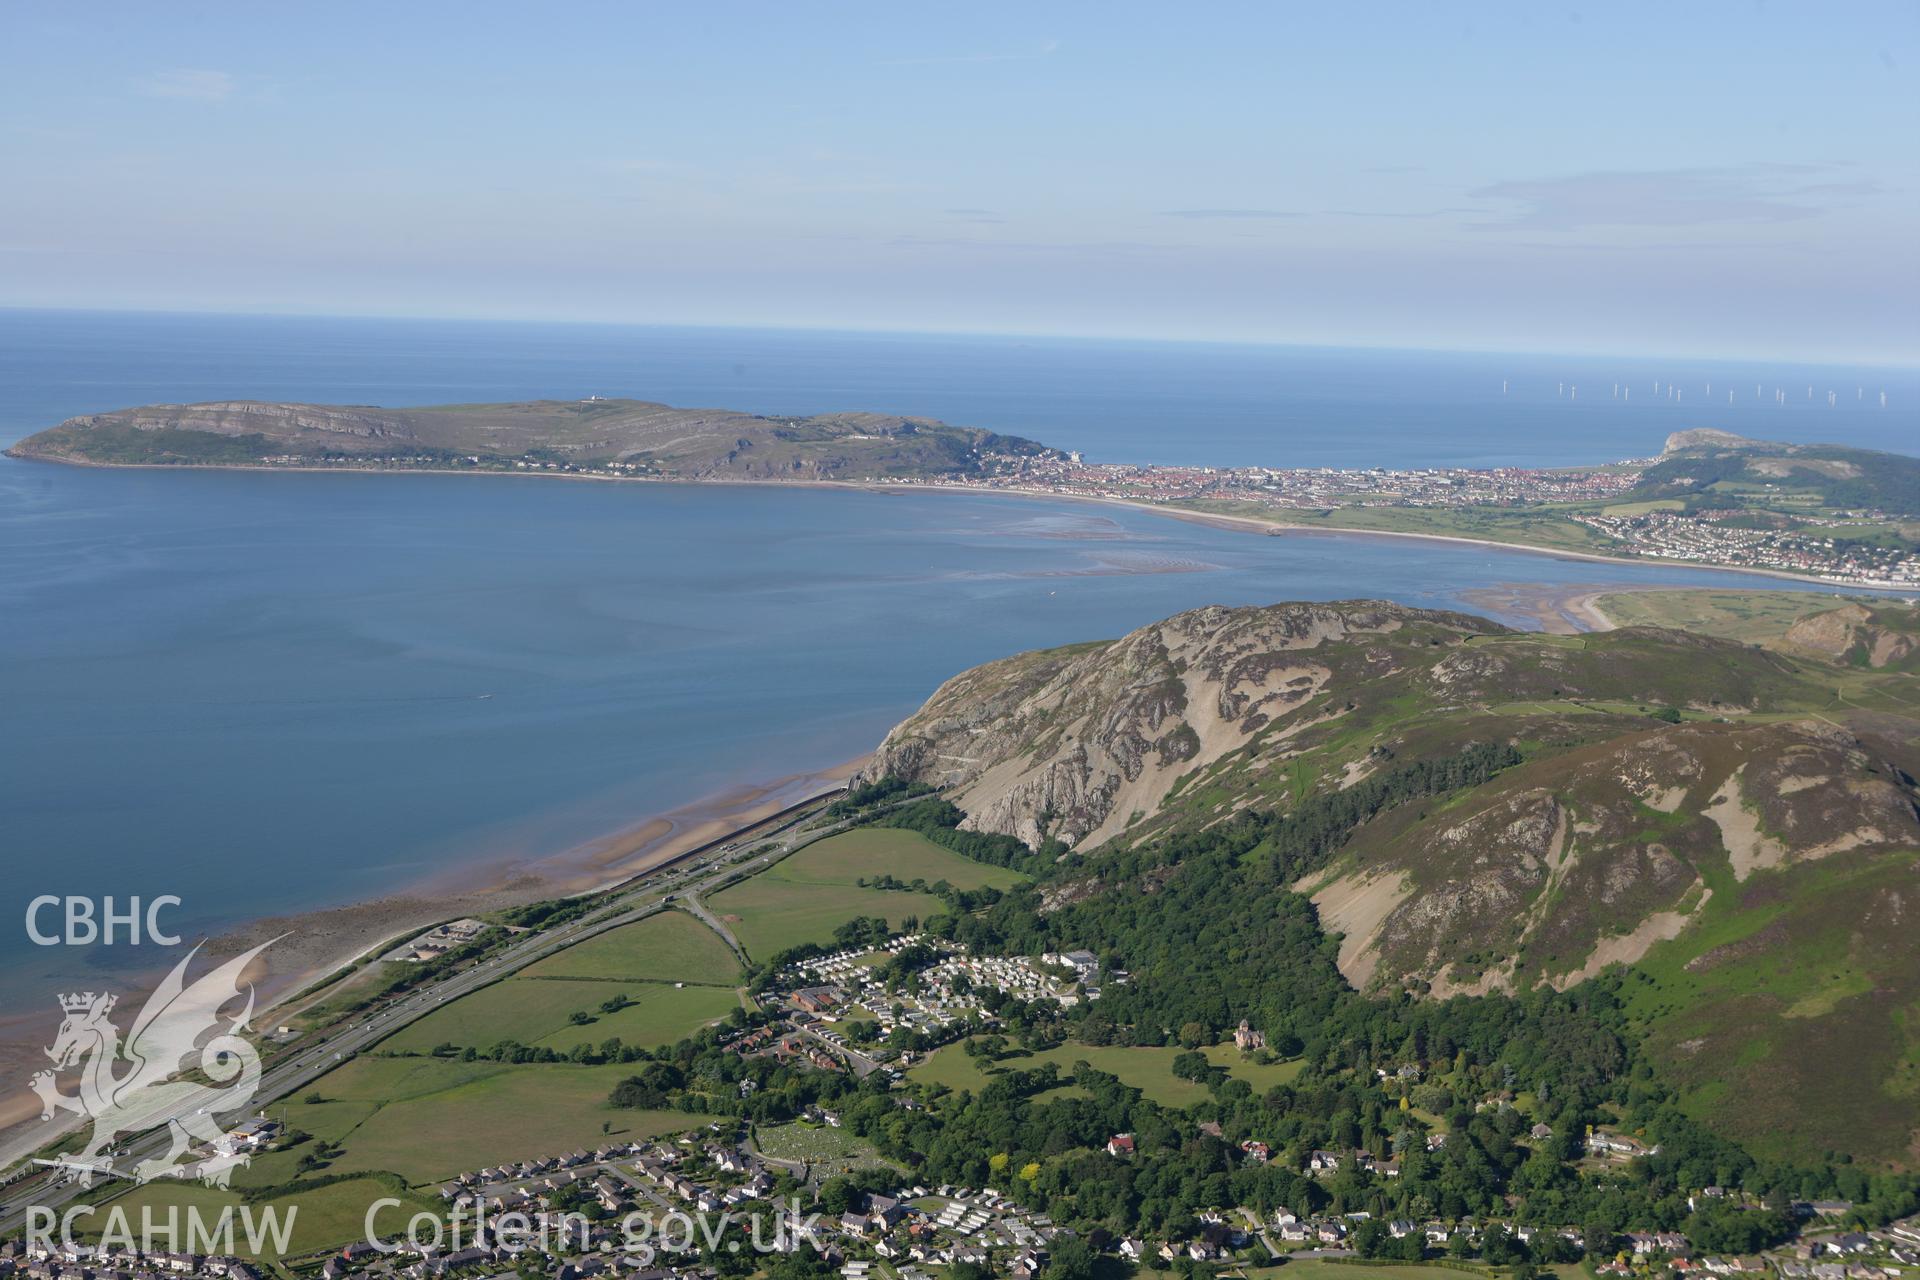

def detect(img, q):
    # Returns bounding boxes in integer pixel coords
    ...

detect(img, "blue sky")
[1,2,1915,363]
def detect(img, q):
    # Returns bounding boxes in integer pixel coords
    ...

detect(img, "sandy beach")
[1456,583,1645,634]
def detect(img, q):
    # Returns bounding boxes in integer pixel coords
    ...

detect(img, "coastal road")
[0,793,865,1239]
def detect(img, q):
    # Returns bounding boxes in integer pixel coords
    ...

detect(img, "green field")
[1202,1043,1306,1091]
[381,976,736,1054]
[533,982,740,1052]
[83,1178,434,1260]
[908,1040,1294,1108]
[709,827,1026,960]
[1257,1266,1475,1280]
[1594,588,1848,644]
[908,1043,1089,1102]
[522,908,741,983]
[1172,497,1616,556]
[708,879,943,961]
[237,1056,687,1186]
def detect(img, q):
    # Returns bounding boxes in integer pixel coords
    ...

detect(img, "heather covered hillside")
[861,599,1920,1166]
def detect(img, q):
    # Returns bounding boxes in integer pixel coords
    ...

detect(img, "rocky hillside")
[1783,601,1920,671]
[859,601,1506,849]
[1308,717,1920,991]
[860,599,1820,852]
[862,599,1920,1163]
[4,398,1059,482]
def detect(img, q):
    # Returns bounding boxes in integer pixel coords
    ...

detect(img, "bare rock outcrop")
[1785,603,1919,670]
[856,600,1494,849]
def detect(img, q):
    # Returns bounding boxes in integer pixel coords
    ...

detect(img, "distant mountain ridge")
[4,397,1061,482]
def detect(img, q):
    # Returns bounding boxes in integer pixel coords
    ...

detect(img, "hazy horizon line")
[2,302,1915,375]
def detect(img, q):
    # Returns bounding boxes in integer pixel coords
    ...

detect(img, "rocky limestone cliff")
[61,402,422,442]
[856,600,1502,849]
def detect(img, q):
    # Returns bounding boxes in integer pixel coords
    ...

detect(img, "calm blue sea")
[0,310,1910,1013]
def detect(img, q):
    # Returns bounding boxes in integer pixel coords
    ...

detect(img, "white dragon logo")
[29,940,274,1188]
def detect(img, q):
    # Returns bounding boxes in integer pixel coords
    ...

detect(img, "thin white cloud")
[1160,209,1303,220]
[1324,207,1484,220]
[138,69,235,102]
[1468,165,1878,232]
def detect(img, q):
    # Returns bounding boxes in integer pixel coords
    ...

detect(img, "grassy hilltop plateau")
[2,397,1060,481]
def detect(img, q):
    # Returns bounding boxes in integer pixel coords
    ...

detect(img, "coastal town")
[13,1113,1920,1280]
[931,451,1920,590]
[967,452,1646,511]
[234,435,1919,590]
[1566,509,1920,586]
